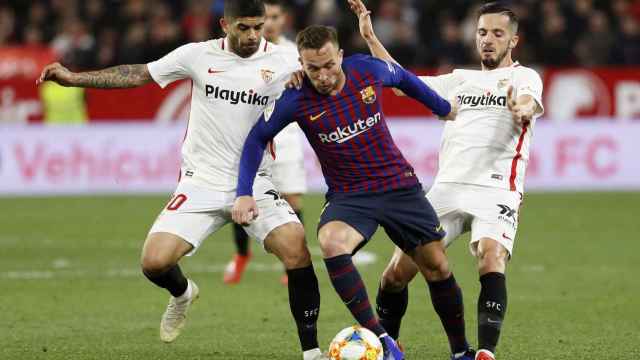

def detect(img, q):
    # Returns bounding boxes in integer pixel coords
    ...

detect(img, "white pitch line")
[1,250,378,280]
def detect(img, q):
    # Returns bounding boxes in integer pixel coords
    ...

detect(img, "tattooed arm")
[36,62,153,88]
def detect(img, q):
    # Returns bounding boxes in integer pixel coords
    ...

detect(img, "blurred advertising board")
[543,68,640,121]
[1,45,639,123]
[0,46,56,123]
[1,121,638,196]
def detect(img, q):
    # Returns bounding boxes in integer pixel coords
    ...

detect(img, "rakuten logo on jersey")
[457,93,507,108]
[205,85,269,106]
[318,112,381,144]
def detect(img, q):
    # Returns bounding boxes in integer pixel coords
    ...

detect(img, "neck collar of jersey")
[486,61,520,72]
[220,37,269,58]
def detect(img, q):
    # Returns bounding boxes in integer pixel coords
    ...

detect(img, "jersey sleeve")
[363,55,452,117]
[515,67,544,116]
[418,73,460,99]
[236,90,299,196]
[147,43,201,88]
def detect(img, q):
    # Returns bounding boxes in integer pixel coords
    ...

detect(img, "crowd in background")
[1,0,639,71]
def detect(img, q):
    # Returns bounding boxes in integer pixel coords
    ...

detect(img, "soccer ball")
[328,326,383,360]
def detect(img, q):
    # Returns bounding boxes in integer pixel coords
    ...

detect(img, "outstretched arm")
[507,87,541,124]
[347,0,397,64]
[37,62,153,88]
[376,59,452,118]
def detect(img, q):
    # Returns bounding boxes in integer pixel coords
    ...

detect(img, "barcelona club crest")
[261,69,274,83]
[360,86,376,104]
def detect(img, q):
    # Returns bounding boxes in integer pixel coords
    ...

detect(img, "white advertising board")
[1,121,638,196]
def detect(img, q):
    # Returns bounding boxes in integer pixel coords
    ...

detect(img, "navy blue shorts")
[318,185,446,253]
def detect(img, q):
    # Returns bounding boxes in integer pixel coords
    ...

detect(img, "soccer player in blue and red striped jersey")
[347,2,545,360]
[232,25,468,360]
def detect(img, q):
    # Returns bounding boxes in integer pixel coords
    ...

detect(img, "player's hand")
[439,96,459,121]
[507,86,534,124]
[285,70,305,90]
[36,62,76,86]
[232,196,259,225]
[347,0,374,41]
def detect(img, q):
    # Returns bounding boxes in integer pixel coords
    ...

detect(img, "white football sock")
[175,279,193,302]
[302,348,322,360]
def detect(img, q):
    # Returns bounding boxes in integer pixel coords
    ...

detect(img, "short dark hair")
[224,0,265,19]
[478,2,519,33]
[296,25,339,51]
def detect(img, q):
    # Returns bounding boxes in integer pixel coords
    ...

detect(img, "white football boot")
[159,279,199,342]
[303,348,329,360]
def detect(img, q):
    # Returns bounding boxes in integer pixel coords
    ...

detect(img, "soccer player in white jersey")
[224,0,308,286]
[347,1,544,360]
[37,1,325,359]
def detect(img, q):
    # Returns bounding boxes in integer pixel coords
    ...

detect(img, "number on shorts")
[166,194,187,210]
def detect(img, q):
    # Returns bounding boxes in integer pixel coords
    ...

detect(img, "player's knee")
[267,222,310,268]
[421,260,450,281]
[280,245,311,269]
[318,233,349,258]
[477,245,508,274]
[141,240,177,275]
[280,230,311,269]
[140,252,175,276]
[380,266,410,292]
[413,246,450,281]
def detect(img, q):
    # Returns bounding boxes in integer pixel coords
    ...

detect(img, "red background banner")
[2,47,639,122]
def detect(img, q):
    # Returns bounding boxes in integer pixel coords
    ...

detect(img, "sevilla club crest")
[261,69,274,83]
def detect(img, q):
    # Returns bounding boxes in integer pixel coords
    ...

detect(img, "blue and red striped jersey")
[237,54,451,196]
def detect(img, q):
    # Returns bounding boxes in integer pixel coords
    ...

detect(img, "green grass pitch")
[1,192,639,359]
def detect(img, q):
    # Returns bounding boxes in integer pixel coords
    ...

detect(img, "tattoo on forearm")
[75,64,151,88]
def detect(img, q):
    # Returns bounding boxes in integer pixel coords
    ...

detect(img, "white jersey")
[147,37,299,191]
[271,36,305,164]
[420,62,544,193]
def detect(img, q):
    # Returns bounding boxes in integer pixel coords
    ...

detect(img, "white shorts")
[426,183,523,257]
[272,123,307,194]
[271,161,307,194]
[148,176,299,256]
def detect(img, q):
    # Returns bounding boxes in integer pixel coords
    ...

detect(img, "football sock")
[375,284,408,340]
[324,254,386,336]
[232,223,250,256]
[287,265,321,351]
[143,264,188,297]
[478,272,507,354]
[175,279,193,302]
[427,274,469,354]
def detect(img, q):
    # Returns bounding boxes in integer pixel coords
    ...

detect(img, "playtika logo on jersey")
[205,85,269,106]
[457,92,507,108]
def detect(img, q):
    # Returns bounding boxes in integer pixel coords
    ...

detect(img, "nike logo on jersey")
[309,111,327,122]
[502,233,513,241]
[208,68,225,74]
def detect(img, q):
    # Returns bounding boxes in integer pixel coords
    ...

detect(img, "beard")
[229,36,259,58]
[481,49,508,69]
